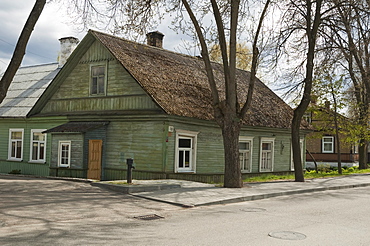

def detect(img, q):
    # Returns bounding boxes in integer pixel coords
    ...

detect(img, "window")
[322,136,334,153]
[239,137,253,172]
[90,65,106,95]
[303,111,312,124]
[30,129,47,162]
[8,129,24,161]
[175,130,198,173]
[58,141,71,168]
[260,138,274,172]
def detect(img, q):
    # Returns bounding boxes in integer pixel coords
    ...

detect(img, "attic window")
[90,65,106,96]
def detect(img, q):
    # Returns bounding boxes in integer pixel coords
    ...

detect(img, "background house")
[1,30,310,182]
[305,102,358,168]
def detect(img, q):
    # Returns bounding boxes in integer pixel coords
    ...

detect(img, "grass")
[244,167,370,183]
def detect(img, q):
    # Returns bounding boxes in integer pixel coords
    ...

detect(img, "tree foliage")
[209,43,252,71]
[321,0,370,168]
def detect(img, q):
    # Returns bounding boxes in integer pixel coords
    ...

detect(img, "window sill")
[176,170,196,174]
[241,170,252,173]
[28,161,46,164]
[7,159,22,162]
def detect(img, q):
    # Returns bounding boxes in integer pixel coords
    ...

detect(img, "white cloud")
[0,1,84,71]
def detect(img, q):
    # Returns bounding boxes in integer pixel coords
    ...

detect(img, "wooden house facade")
[304,106,358,168]
[0,30,309,182]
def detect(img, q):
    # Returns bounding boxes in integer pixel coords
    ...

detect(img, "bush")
[348,167,355,172]
[317,164,331,173]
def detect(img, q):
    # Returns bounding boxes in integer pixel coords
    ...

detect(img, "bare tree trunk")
[0,0,46,104]
[359,140,368,169]
[221,114,242,188]
[292,110,305,182]
[291,0,323,182]
[330,85,342,174]
[358,106,369,169]
[334,115,342,173]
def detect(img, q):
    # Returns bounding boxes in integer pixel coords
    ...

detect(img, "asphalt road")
[0,175,180,246]
[1,175,370,245]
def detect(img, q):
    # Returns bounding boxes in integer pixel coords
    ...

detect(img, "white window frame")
[8,129,24,161]
[322,136,334,153]
[89,63,107,96]
[303,111,312,124]
[239,136,253,173]
[29,129,47,163]
[291,138,305,171]
[175,130,198,173]
[260,138,275,172]
[58,141,71,168]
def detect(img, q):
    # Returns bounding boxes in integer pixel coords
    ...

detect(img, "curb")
[191,182,370,207]
[134,182,370,208]
[91,182,181,194]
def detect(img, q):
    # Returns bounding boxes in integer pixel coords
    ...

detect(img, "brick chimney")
[58,37,79,67]
[146,31,164,48]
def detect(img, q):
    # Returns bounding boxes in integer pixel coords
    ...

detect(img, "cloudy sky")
[0,1,188,72]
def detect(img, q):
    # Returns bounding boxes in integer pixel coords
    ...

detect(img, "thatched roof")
[91,30,301,129]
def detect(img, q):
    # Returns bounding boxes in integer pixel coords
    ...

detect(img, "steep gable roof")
[0,63,59,118]
[91,30,295,129]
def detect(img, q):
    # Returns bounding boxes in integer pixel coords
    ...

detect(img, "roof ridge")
[89,29,210,64]
[18,62,58,69]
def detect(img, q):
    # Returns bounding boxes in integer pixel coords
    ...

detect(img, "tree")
[311,70,348,174]
[322,0,370,169]
[69,0,272,188]
[276,0,325,181]
[0,0,46,104]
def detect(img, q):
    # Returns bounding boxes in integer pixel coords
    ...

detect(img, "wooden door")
[87,139,102,180]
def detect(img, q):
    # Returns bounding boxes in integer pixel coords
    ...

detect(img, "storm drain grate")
[134,214,164,221]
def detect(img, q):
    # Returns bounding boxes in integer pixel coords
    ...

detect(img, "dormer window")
[90,64,106,96]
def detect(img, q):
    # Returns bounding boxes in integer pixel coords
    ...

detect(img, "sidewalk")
[94,174,370,207]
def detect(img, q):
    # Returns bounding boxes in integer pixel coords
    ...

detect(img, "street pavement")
[93,173,370,207]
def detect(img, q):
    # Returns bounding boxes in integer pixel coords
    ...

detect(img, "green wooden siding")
[50,133,84,169]
[40,40,160,115]
[0,117,67,176]
[0,162,49,176]
[104,120,166,172]
[165,119,296,175]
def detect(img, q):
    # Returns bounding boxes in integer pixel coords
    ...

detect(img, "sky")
[0,1,291,105]
[0,1,187,72]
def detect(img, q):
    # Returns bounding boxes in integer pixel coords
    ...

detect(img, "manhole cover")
[134,214,164,221]
[240,207,266,212]
[268,231,306,240]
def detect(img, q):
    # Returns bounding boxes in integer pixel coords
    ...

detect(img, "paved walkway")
[4,173,370,208]
[94,173,370,207]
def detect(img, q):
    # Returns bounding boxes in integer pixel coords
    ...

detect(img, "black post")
[126,158,134,184]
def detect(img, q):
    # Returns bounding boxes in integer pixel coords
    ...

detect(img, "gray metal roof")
[0,63,60,117]
[43,121,110,133]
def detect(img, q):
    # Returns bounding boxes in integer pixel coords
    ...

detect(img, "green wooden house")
[0,63,68,176]
[0,30,309,182]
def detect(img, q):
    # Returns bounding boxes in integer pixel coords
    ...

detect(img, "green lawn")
[244,167,370,183]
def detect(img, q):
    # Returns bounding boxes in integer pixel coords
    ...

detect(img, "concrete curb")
[91,182,181,194]
[134,182,370,208]
[189,182,370,207]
